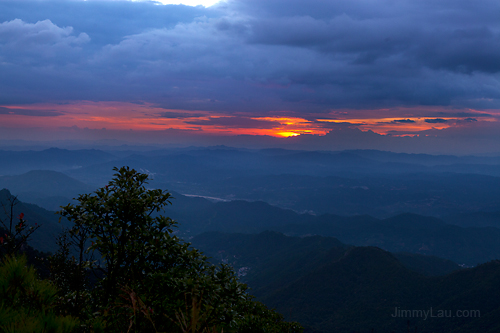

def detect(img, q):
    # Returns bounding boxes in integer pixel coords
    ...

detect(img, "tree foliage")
[0,255,79,333]
[55,166,302,332]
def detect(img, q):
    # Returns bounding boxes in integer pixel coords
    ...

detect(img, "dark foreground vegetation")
[0,167,301,332]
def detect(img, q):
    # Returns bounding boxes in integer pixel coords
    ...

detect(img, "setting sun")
[276,131,300,137]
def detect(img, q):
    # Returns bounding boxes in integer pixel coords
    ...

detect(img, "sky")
[1,0,500,154]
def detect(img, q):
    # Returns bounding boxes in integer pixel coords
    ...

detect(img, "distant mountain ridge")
[0,148,116,176]
[0,170,94,211]
[191,231,461,289]
[163,196,500,265]
[3,146,500,217]
[443,211,500,228]
[4,171,500,265]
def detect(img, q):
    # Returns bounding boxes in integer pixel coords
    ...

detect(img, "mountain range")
[3,170,500,265]
[2,146,500,332]
[192,231,500,333]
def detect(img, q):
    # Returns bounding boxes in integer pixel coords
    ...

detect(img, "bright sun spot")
[276,132,300,137]
[153,0,221,6]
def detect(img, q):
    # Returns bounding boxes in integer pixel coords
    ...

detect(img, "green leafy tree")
[58,166,301,332]
[59,167,196,301]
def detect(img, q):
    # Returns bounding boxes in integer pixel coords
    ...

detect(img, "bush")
[0,255,79,333]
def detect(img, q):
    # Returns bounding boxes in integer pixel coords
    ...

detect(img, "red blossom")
[18,213,24,219]
[0,237,3,244]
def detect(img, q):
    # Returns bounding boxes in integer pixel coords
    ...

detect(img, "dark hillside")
[277,213,500,265]
[264,246,425,333]
[265,249,500,333]
[193,231,500,332]
[0,189,64,253]
[0,170,93,211]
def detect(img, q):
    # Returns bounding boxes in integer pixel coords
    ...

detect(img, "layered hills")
[192,231,500,333]
[0,170,93,211]
[0,189,64,253]
[3,147,500,218]
[2,170,500,265]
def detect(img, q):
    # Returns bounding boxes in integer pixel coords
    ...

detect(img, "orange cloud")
[0,102,497,140]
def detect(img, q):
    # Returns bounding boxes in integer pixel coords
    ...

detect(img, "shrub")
[0,255,79,333]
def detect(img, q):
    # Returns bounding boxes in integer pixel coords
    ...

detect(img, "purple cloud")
[425,118,448,124]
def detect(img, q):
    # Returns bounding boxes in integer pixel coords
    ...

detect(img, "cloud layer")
[1,0,500,152]
[1,0,499,109]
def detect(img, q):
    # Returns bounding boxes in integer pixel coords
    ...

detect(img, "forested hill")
[0,189,65,253]
[267,249,500,333]
[165,198,500,266]
[192,231,500,333]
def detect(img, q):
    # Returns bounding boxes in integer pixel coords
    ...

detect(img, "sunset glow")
[1,102,497,144]
[276,132,300,137]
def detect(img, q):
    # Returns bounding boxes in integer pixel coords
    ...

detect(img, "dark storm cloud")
[0,106,64,116]
[425,118,448,123]
[314,122,364,130]
[1,0,500,113]
[392,119,415,123]
[234,0,500,73]
[463,118,478,122]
